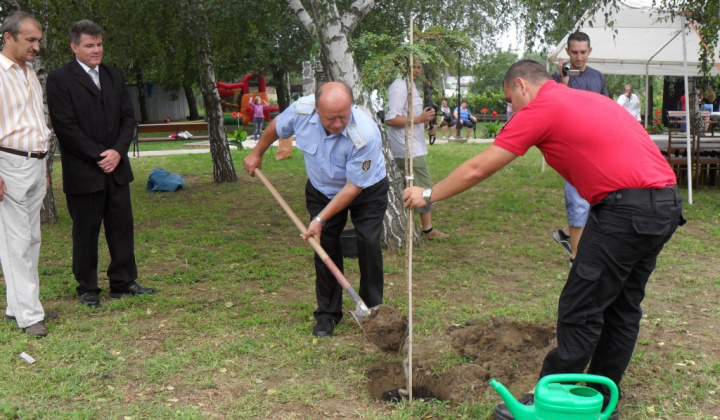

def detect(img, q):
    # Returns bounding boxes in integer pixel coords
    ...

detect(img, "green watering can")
[490,373,619,420]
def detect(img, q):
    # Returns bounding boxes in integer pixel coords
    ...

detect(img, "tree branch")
[287,0,316,36]
[342,0,374,34]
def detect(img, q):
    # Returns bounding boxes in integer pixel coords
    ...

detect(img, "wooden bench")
[136,122,210,142]
[133,121,210,156]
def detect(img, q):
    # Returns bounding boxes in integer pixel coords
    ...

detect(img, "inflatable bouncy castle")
[216,74,279,125]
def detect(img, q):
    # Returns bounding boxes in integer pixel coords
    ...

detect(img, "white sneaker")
[442,136,446,140]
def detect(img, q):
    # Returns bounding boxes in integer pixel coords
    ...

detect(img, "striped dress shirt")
[0,53,50,152]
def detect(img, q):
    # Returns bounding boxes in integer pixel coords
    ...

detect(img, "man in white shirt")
[0,11,53,337]
[617,84,641,122]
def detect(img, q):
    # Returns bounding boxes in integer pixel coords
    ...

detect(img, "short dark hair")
[315,81,354,105]
[503,59,551,88]
[567,31,591,48]
[1,11,41,41]
[70,19,104,45]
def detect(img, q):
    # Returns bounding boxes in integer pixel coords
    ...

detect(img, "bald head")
[315,81,354,135]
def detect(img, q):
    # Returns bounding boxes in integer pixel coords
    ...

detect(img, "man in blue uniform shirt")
[244,81,389,338]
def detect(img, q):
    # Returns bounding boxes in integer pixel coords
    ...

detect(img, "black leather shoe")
[79,292,101,308]
[493,393,534,420]
[109,282,156,299]
[312,319,334,338]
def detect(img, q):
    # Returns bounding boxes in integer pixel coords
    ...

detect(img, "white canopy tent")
[547,0,720,203]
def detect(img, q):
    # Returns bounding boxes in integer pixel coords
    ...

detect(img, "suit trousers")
[305,177,389,324]
[0,154,47,328]
[66,176,138,295]
[540,185,684,403]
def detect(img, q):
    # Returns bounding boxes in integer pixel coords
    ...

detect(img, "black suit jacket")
[47,60,136,195]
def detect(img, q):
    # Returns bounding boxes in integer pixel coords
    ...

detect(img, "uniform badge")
[295,100,315,115]
[361,160,372,172]
[346,124,367,150]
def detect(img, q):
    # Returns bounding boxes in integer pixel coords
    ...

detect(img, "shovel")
[253,169,372,325]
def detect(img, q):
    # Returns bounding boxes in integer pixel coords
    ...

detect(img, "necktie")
[89,69,101,89]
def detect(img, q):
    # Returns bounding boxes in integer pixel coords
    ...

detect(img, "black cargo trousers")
[540,185,685,403]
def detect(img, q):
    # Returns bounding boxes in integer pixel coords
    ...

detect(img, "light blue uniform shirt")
[275,95,386,198]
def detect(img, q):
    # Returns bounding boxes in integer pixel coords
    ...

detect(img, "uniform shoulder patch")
[346,124,367,150]
[361,160,372,172]
[295,100,315,115]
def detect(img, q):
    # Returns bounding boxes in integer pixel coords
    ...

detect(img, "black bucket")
[340,229,358,258]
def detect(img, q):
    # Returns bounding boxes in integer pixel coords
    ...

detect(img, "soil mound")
[366,317,556,403]
[359,304,408,352]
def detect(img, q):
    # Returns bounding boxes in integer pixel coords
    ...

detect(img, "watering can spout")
[489,379,535,420]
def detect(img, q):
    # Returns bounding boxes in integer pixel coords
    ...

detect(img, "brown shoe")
[422,227,450,240]
[23,320,49,337]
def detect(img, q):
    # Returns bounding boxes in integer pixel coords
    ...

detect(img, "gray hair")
[1,11,41,41]
[70,19,104,45]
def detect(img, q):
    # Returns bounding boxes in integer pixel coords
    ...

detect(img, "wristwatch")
[421,188,434,205]
[314,215,325,227]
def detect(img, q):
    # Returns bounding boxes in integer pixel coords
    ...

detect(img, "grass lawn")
[1,143,718,419]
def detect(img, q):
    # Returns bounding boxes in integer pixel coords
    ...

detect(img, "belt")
[0,145,47,159]
[602,185,678,204]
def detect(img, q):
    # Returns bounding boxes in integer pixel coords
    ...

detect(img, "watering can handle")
[536,374,619,420]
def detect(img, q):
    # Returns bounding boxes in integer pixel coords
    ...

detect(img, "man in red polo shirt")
[403,59,685,420]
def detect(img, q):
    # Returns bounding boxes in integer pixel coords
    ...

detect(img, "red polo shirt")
[494,81,676,204]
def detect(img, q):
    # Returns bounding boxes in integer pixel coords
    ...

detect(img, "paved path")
[130,137,495,157]
[131,134,667,158]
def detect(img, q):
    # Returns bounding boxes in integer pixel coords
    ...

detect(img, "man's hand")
[243,152,263,176]
[403,186,426,209]
[98,149,121,174]
[557,59,570,84]
[420,107,436,124]
[0,176,6,202]
[300,219,323,243]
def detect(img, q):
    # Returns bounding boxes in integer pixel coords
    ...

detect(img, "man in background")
[386,61,450,240]
[0,11,54,337]
[47,19,155,309]
[617,84,641,122]
[551,31,609,267]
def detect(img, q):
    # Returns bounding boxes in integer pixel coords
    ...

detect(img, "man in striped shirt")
[0,11,53,337]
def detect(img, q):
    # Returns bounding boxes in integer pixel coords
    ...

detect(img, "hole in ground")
[365,318,557,404]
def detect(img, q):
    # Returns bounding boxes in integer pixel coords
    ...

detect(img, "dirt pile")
[359,304,408,352]
[366,317,556,403]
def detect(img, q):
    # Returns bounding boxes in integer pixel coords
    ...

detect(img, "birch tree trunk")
[33,0,59,224]
[287,0,412,250]
[188,0,237,183]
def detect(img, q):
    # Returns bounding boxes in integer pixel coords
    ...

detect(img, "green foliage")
[355,26,471,93]
[468,50,518,95]
[466,92,507,115]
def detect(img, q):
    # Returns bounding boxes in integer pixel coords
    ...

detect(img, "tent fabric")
[548,0,720,77]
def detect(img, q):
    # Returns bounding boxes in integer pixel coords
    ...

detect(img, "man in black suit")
[47,19,154,308]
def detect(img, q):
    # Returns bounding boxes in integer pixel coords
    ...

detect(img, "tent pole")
[644,70,649,129]
[681,15,693,204]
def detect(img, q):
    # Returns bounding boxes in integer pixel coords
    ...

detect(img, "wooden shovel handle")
[254,169,352,290]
